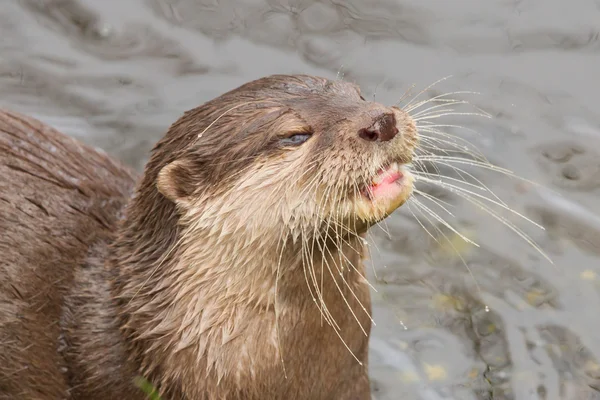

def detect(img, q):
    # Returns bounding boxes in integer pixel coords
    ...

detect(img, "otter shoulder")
[0,109,137,254]
[0,109,137,398]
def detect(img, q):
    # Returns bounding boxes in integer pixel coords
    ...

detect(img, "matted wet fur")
[0,75,417,399]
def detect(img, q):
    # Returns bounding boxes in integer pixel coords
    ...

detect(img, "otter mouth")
[361,162,409,202]
[351,160,414,224]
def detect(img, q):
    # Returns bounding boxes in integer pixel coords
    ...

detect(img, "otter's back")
[0,110,137,398]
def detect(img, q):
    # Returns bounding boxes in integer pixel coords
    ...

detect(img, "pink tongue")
[370,170,403,189]
[366,169,404,198]
[380,170,403,186]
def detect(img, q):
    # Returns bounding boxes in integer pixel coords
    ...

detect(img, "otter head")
[155,74,418,246]
[114,75,418,396]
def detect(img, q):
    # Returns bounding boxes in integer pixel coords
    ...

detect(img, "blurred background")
[2,1,600,399]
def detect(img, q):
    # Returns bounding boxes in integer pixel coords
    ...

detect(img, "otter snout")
[358,113,398,142]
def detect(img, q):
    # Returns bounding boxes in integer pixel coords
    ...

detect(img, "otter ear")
[157,160,196,206]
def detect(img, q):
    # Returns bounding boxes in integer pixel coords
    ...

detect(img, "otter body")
[0,75,417,399]
[0,110,140,399]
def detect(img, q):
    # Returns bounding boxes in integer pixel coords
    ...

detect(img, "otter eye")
[359,95,366,101]
[280,133,312,146]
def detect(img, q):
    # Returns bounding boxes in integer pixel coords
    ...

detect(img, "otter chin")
[356,162,415,224]
[0,74,418,400]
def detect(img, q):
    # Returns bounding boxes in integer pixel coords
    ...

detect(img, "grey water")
[2,1,600,399]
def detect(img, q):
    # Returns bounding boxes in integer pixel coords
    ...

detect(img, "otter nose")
[358,113,399,142]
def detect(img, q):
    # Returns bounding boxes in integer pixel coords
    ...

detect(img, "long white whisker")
[401,75,454,109]
[410,199,482,295]
[414,175,545,230]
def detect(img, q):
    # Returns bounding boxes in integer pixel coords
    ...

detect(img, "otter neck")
[109,179,366,383]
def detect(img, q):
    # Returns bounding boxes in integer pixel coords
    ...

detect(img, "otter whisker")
[350,178,362,236]
[415,146,491,198]
[302,231,338,330]
[405,90,482,113]
[366,161,397,239]
[412,156,545,201]
[302,249,337,330]
[364,232,381,281]
[416,134,487,163]
[371,210,392,239]
[417,127,476,143]
[407,95,472,110]
[414,173,536,226]
[415,142,488,176]
[415,155,515,175]
[297,162,328,200]
[413,189,455,217]
[417,122,484,140]
[368,167,394,238]
[370,76,387,102]
[418,121,482,131]
[414,96,492,119]
[321,236,373,335]
[276,159,339,332]
[410,156,437,179]
[315,228,371,337]
[326,218,369,259]
[373,220,392,241]
[400,75,454,109]
[409,197,479,247]
[409,100,484,124]
[413,158,511,210]
[331,179,379,290]
[317,184,340,311]
[413,169,491,196]
[409,198,483,296]
[274,238,288,379]
[327,221,377,293]
[417,125,488,159]
[309,292,364,365]
[300,236,331,324]
[311,174,378,334]
[406,202,440,244]
[326,185,368,257]
[416,144,485,166]
[414,145,456,179]
[410,100,471,119]
[407,98,473,116]
[418,122,478,135]
[396,83,417,106]
[309,184,340,328]
[414,111,492,122]
[415,177,551,263]
[327,181,356,269]
[348,180,383,283]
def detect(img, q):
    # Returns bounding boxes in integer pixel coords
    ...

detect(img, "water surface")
[2,1,600,399]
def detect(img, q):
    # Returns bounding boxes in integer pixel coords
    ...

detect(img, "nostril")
[358,113,399,142]
[378,114,398,142]
[358,128,379,141]
[382,125,399,141]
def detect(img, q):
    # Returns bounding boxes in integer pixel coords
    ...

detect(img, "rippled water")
[2,1,600,399]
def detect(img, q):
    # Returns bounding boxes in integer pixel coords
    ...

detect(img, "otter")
[0,75,417,400]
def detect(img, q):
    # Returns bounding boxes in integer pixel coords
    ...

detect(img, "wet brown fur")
[0,75,417,399]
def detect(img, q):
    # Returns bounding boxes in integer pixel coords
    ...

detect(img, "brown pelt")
[0,74,417,399]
